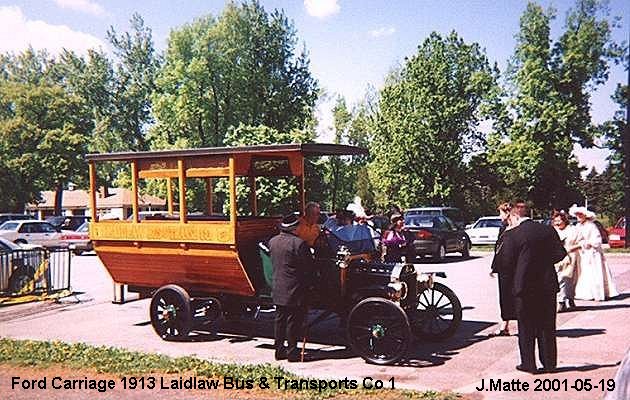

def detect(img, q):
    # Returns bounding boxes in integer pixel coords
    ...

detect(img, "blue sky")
[1,0,628,172]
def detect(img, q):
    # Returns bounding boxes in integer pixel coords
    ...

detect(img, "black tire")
[150,285,192,340]
[461,240,471,259]
[411,282,462,341]
[347,297,411,365]
[14,239,27,245]
[73,250,84,256]
[433,243,446,262]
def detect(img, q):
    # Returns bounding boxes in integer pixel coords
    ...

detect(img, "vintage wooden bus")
[86,144,461,365]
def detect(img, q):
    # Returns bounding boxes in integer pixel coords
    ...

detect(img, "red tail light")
[415,230,432,240]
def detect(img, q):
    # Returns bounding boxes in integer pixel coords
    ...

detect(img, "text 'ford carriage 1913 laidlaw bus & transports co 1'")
[86,143,462,365]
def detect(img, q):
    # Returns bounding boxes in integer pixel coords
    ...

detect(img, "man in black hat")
[269,213,314,362]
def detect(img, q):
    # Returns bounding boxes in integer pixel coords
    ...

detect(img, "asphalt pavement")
[1,250,629,400]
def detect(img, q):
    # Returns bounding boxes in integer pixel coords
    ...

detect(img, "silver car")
[0,220,64,247]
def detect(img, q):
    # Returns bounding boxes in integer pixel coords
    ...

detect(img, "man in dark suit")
[500,215,567,373]
[269,213,314,362]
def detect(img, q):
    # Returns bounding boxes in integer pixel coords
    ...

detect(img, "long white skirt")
[574,249,619,301]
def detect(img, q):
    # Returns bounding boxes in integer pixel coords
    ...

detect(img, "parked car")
[404,207,466,229]
[61,222,92,255]
[466,216,503,245]
[0,214,35,225]
[608,217,626,248]
[0,220,65,247]
[404,215,471,261]
[46,215,91,231]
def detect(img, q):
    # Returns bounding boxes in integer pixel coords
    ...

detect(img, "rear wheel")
[150,285,192,340]
[433,243,446,262]
[461,240,470,259]
[411,282,462,341]
[14,239,27,245]
[347,297,411,365]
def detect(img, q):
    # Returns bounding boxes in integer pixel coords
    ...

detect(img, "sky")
[1,0,628,174]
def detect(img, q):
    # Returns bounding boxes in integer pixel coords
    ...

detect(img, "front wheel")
[150,285,192,340]
[347,297,411,365]
[411,282,462,341]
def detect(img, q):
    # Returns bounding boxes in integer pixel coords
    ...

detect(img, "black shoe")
[538,366,556,374]
[275,348,287,361]
[516,364,538,374]
[568,299,576,308]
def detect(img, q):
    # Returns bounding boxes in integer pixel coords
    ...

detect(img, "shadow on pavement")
[159,313,495,367]
[556,328,606,338]
[573,303,630,312]
[552,362,620,373]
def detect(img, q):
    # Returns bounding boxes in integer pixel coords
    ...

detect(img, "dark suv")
[45,215,91,231]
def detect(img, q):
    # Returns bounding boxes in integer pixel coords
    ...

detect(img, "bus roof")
[86,143,368,162]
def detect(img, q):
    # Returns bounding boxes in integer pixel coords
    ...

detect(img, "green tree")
[489,0,622,212]
[218,124,316,215]
[108,13,161,151]
[0,82,90,211]
[151,0,318,148]
[369,31,500,209]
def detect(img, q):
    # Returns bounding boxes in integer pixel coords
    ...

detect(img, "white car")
[465,216,503,245]
[0,220,65,248]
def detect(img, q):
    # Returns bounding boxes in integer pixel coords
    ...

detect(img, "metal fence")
[0,247,71,297]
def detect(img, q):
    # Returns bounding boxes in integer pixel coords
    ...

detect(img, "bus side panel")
[94,241,255,296]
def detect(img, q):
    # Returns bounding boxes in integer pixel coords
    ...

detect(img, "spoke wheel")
[150,285,192,340]
[347,297,411,365]
[412,282,462,341]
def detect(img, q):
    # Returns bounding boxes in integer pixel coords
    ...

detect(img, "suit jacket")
[500,219,567,298]
[269,231,314,306]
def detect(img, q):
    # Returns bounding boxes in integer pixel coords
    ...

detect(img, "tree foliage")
[369,31,500,209]
[489,0,621,212]
[151,0,318,148]
[0,82,90,211]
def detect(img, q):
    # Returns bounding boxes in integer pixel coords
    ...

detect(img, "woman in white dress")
[570,205,619,301]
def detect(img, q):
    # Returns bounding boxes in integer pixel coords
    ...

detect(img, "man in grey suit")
[269,213,314,362]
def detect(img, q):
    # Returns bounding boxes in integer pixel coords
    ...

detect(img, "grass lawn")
[0,338,462,400]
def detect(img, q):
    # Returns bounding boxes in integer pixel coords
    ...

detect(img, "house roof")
[26,188,166,210]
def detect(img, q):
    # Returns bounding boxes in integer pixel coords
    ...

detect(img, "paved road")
[1,251,629,399]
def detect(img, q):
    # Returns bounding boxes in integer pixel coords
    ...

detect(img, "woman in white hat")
[570,205,618,301]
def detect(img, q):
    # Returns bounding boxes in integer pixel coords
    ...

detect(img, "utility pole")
[625,35,630,248]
